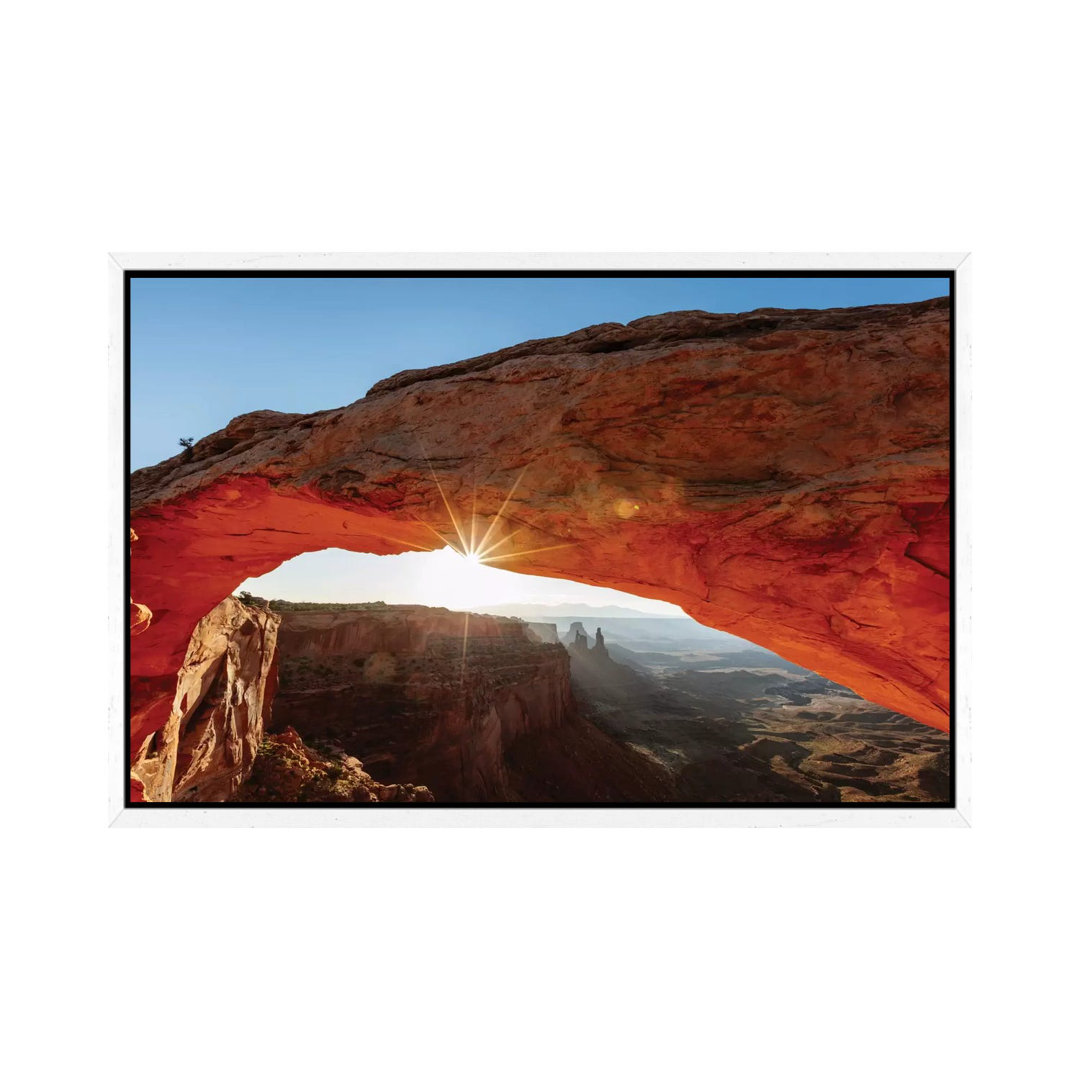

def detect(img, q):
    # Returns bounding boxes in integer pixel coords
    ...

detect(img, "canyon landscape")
[127,278,952,808]
[133,596,947,804]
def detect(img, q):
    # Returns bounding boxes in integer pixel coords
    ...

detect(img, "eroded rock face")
[269,606,578,801]
[232,726,435,803]
[131,596,280,802]
[130,297,951,778]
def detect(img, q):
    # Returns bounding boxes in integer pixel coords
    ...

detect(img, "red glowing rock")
[129,298,951,787]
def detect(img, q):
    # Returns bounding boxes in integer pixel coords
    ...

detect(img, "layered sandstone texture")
[232,726,435,803]
[269,606,579,800]
[131,596,280,802]
[130,297,951,782]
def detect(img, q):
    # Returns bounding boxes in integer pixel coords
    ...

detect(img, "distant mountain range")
[477,602,687,621]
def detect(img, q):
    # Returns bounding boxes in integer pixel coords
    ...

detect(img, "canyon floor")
[570,646,950,803]
[227,603,949,805]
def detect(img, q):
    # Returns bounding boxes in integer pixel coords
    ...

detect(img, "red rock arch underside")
[129,299,950,799]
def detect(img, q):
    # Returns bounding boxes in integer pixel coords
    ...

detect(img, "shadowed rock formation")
[269,606,578,801]
[129,298,951,795]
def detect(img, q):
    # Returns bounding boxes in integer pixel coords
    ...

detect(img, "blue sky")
[130,275,948,470]
[130,274,949,612]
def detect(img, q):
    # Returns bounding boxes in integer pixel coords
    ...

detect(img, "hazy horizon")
[235,546,688,617]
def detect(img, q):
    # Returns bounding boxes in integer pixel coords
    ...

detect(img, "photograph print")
[125,267,953,811]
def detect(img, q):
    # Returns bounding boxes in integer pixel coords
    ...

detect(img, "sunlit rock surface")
[129,297,951,787]
[131,596,280,802]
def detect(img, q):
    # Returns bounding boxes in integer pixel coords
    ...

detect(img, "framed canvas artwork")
[111,253,968,826]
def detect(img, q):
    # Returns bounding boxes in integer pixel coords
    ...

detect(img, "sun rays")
[419,459,574,569]
[414,456,575,685]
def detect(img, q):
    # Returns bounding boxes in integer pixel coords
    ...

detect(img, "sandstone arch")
[129,298,951,795]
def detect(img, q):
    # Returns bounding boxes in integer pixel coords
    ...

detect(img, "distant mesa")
[562,620,594,650]
[566,622,613,666]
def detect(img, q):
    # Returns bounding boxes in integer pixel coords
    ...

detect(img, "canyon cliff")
[271,606,573,800]
[266,605,664,801]
[129,298,951,796]
[131,596,280,803]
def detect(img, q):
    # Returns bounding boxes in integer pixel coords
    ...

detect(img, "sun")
[440,546,530,607]
[416,461,574,572]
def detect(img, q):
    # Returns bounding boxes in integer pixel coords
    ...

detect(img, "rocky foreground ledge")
[130,299,951,793]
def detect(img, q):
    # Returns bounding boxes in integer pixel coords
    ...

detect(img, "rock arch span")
[129,299,951,795]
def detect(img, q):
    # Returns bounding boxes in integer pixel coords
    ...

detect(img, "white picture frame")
[109,252,971,827]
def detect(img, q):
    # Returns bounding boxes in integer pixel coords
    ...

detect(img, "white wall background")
[4,3,1075,1079]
